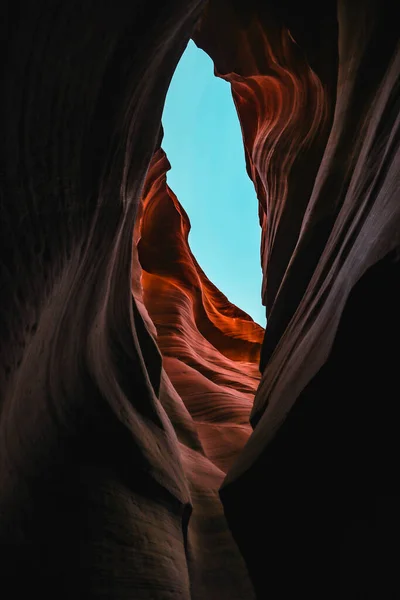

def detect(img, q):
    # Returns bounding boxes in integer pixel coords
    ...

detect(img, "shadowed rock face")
[1,0,399,598]
[194,1,400,597]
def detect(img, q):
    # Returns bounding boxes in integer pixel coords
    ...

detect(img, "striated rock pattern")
[0,2,224,598]
[194,0,338,313]
[195,0,400,597]
[1,0,399,598]
[132,146,263,598]
[136,146,263,474]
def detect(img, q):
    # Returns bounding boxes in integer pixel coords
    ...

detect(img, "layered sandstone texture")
[194,1,400,597]
[1,0,399,598]
[136,147,263,470]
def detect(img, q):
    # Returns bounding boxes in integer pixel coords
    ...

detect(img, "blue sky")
[161,40,265,326]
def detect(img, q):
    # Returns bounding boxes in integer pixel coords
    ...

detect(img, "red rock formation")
[132,146,262,598]
[135,146,263,473]
[194,0,338,313]
[1,1,399,598]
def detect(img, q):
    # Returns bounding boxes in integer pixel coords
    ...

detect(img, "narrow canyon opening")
[161,40,265,327]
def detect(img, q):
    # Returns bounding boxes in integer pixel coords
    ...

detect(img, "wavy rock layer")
[132,146,263,598]
[194,0,338,313]
[136,147,263,474]
[195,1,400,597]
[0,2,224,598]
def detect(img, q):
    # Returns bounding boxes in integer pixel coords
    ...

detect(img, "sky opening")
[161,40,265,326]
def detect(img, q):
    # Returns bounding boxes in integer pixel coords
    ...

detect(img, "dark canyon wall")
[195,0,400,597]
[1,0,399,598]
[0,1,213,597]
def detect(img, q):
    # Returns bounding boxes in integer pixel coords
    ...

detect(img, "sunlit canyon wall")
[1,1,399,598]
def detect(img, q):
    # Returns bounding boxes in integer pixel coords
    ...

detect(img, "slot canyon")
[0,1,399,598]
